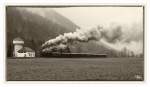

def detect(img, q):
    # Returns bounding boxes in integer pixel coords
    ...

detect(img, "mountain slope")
[23,8,79,31]
[6,7,78,57]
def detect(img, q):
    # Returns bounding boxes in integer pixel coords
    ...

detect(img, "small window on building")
[24,54,26,57]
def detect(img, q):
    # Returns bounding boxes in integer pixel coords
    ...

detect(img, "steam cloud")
[101,23,143,55]
[42,23,143,55]
[42,26,103,52]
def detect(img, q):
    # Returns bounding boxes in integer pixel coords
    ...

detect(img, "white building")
[17,47,35,57]
[13,37,35,57]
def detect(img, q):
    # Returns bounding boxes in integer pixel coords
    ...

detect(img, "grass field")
[7,57,144,81]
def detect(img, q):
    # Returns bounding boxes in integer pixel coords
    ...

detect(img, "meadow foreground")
[7,57,144,81]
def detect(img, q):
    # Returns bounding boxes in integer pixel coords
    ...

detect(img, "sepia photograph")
[6,5,144,81]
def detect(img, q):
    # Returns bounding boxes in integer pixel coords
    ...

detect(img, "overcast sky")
[53,7,143,28]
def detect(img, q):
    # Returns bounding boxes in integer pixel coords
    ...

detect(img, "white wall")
[14,44,23,57]
[16,52,35,57]
[16,53,26,57]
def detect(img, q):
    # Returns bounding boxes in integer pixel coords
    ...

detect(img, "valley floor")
[7,57,144,81]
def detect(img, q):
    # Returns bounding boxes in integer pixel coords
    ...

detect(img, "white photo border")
[1,0,149,87]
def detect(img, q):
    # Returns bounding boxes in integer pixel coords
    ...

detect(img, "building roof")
[13,37,24,41]
[18,47,35,53]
